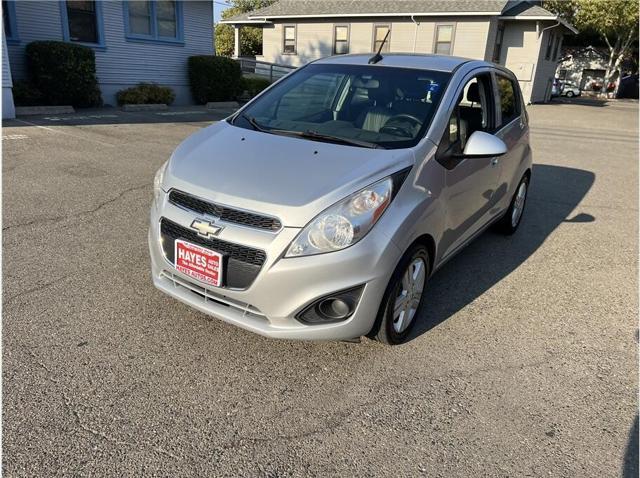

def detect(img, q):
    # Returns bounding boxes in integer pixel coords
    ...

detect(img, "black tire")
[370,243,430,345]
[566,91,575,98]
[495,174,529,235]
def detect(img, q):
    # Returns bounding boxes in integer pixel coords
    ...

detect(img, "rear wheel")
[371,244,429,345]
[495,174,529,235]
[566,91,575,98]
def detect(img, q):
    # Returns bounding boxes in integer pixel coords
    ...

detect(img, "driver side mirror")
[461,131,507,158]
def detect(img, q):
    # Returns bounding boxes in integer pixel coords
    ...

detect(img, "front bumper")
[149,193,402,340]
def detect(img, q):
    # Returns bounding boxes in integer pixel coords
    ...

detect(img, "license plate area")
[174,239,224,287]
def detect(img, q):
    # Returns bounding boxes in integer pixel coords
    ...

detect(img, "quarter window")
[65,0,99,43]
[373,25,390,52]
[334,25,349,55]
[126,0,182,42]
[496,76,521,127]
[435,24,454,55]
[283,25,296,54]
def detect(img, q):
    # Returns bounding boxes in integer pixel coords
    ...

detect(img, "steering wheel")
[380,114,423,138]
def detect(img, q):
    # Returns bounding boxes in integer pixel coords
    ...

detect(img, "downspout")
[411,15,420,53]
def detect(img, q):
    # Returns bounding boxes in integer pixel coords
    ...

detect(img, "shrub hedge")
[188,55,242,103]
[116,83,175,106]
[25,41,102,107]
[12,80,44,107]
[241,76,272,97]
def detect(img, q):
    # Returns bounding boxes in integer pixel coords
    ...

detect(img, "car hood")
[163,121,415,227]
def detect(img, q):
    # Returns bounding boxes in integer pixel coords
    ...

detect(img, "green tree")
[544,0,639,93]
[215,0,275,57]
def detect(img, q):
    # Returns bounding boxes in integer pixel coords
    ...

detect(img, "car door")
[492,72,529,211]
[435,71,502,260]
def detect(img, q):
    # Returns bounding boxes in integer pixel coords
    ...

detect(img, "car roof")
[313,53,492,73]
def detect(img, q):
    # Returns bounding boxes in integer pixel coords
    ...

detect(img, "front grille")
[169,190,282,232]
[160,218,266,289]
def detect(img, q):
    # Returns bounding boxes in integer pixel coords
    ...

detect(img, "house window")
[334,25,349,55]
[61,0,104,46]
[435,24,454,55]
[283,25,296,54]
[492,23,504,63]
[125,0,183,43]
[65,1,98,43]
[545,32,554,60]
[552,35,561,61]
[373,25,390,52]
[2,0,18,42]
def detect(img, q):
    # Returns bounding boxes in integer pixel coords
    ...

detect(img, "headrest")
[353,77,379,89]
[467,83,481,103]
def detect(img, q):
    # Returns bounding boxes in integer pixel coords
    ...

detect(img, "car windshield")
[232,63,451,149]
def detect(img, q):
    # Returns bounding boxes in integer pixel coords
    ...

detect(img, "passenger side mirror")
[461,131,507,158]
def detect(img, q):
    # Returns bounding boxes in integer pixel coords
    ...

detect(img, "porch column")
[234,26,241,58]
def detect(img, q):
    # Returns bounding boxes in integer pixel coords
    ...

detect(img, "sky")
[213,1,231,23]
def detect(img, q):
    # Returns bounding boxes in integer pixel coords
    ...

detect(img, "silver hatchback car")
[149,54,531,345]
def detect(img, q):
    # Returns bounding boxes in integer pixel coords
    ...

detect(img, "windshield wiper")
[239,115,382,149]
[298,130,383,149]
[240,113,270,133]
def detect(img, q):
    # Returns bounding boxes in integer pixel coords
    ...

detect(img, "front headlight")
[153,161,168,205]
[285,175,396,258]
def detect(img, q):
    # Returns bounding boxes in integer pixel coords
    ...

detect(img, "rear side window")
[496,75,521,127]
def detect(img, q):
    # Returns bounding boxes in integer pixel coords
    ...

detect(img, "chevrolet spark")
[149,54,531,345]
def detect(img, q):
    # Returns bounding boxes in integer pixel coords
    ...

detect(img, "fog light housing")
[296,285,364,324]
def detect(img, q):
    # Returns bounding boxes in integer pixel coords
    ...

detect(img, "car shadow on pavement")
[623,415,639,478]
[409,163,596,341]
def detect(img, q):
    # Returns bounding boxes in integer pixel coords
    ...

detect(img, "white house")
[222,0,577,103]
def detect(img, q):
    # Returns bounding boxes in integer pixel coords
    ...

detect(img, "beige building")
[222,0,576,103]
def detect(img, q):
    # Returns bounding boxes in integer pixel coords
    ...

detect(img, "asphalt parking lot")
[3,100,638,477]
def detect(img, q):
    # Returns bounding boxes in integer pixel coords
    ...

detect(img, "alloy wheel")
[392,257,426,333]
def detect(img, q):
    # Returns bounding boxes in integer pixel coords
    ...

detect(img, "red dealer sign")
[174,239,223,287]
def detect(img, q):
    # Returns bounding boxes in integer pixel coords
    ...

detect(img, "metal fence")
[236,57,297,83]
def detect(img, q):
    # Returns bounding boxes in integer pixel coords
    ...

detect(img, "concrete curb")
[15,105,75,116]
[122,104,169,112]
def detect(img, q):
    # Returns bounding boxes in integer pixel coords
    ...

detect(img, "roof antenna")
[368,29,390,64]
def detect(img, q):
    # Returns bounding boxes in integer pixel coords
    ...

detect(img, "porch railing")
[236,57,297,82]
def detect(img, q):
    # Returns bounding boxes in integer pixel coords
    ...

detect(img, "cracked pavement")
[2,102,638,476]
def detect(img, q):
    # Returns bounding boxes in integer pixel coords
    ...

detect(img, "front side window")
[3,0,17,41]
[126,0,181,41]
[437,75,493,167]
[232,64,451,150]
[66,0,98,43]
[283,25,296,54]
[334,25,349,55]
[496,75,521,127]
[435,24,454,55]
[373,25,390,52]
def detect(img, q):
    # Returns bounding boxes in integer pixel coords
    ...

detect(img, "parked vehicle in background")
[149,54,532,345]
[561,82,581,97]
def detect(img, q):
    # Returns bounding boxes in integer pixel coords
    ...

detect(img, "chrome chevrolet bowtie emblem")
[190,218,223,238]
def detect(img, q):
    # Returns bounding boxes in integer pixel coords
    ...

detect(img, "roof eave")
[500,15,578,34]
[244,11,502,21]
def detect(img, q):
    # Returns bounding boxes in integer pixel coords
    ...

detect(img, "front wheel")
[371,244,429,345]
[495,175,529,235]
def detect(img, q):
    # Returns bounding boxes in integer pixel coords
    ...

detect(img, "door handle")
[491,158,499,166]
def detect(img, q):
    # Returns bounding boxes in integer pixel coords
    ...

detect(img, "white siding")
[259,17,492,65]
[6,1,214,105]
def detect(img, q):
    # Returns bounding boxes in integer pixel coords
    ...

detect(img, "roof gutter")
[242,11,501,20]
